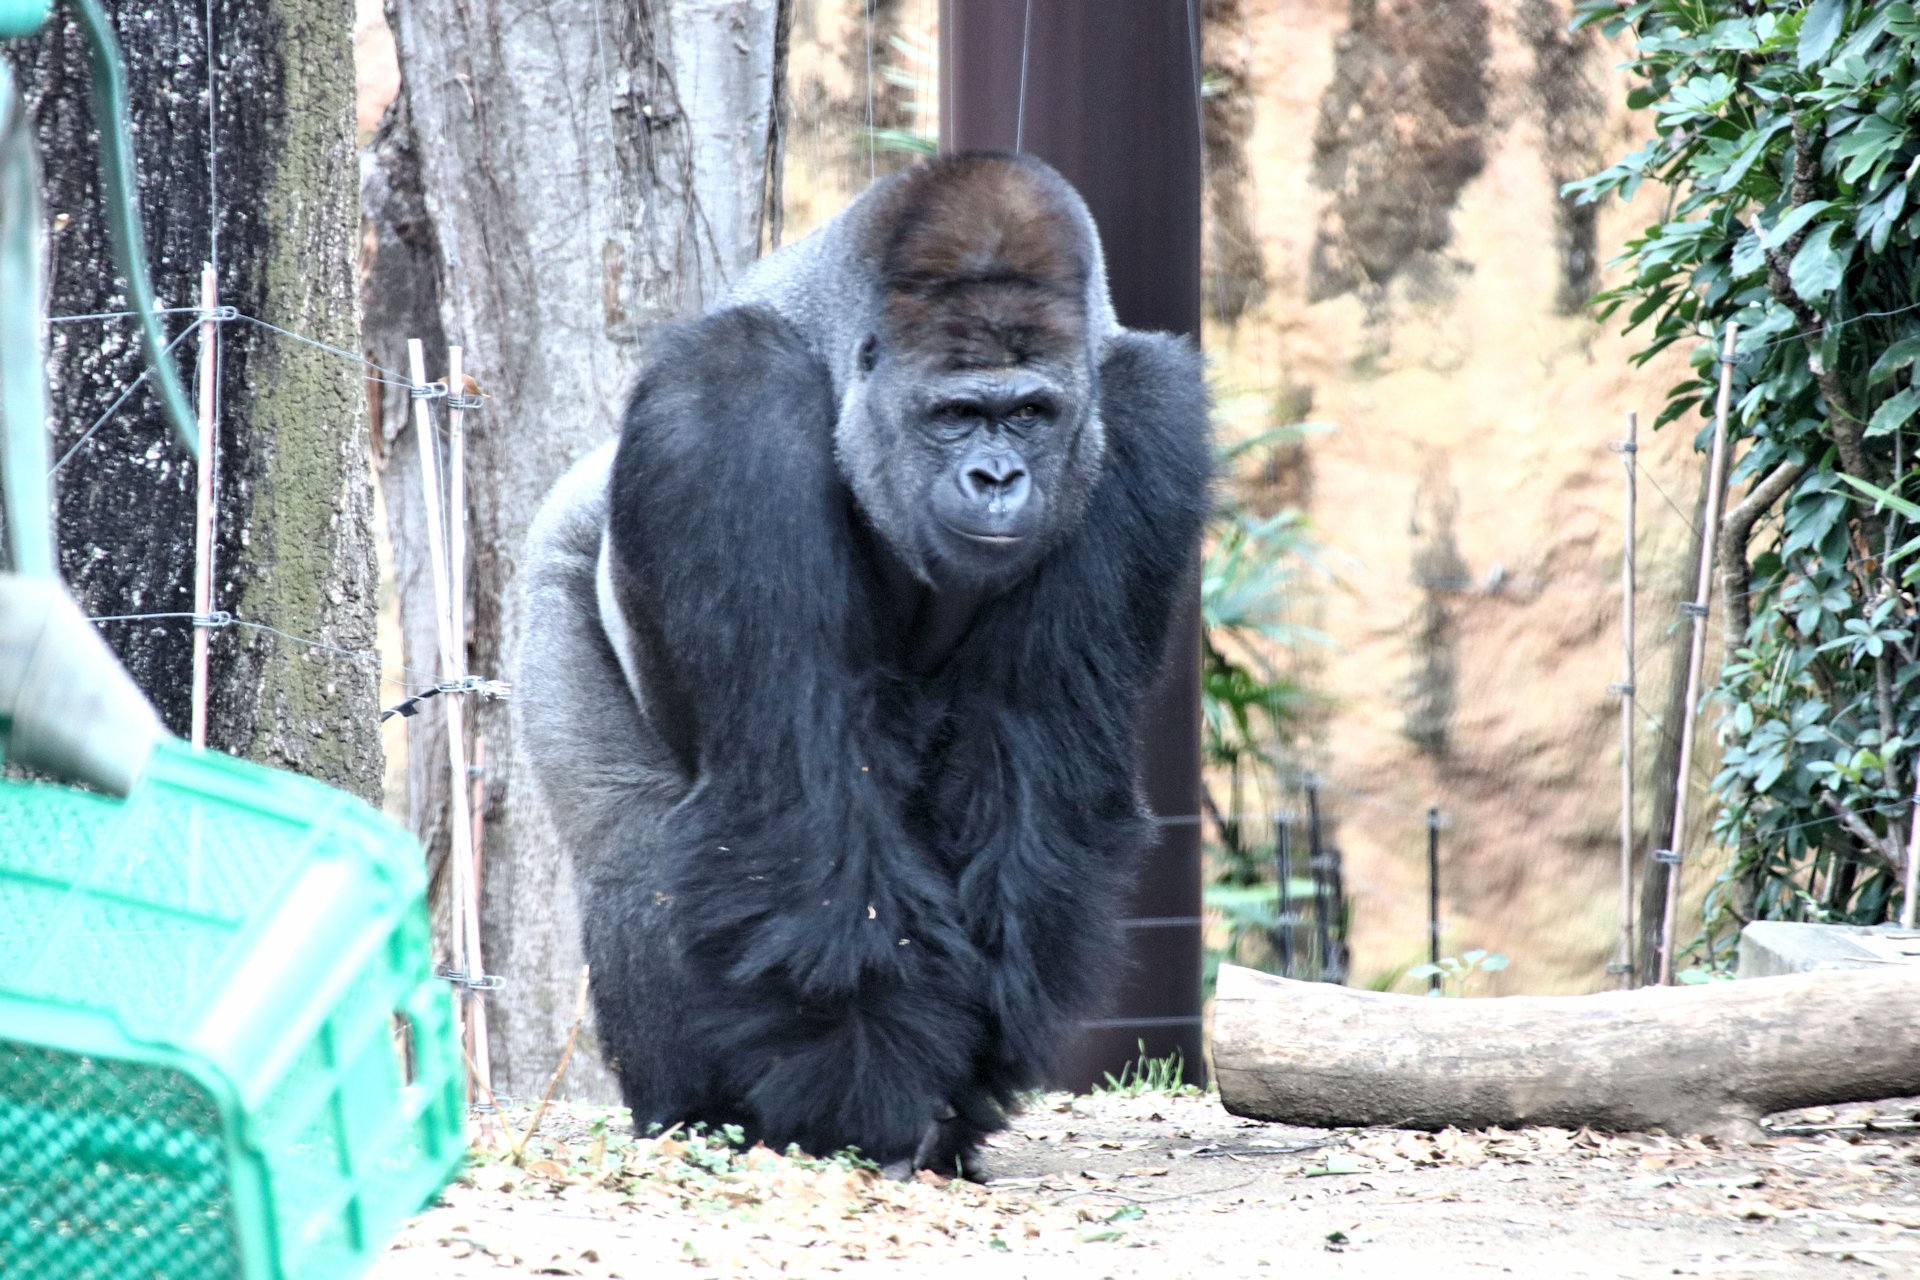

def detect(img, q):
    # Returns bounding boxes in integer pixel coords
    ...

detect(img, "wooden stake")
[1617,412,1638,986]
[190,263,217,748]
[1659,324,1738,985]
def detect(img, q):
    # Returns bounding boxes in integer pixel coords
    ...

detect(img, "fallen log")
[1212,963,1920,1139]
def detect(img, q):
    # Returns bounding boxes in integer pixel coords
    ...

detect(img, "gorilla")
[517,152,1210,1176]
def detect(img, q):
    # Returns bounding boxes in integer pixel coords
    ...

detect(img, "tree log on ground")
[1213,963,1920,1139]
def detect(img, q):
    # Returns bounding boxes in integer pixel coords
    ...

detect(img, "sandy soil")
[367,1092,1920,1279]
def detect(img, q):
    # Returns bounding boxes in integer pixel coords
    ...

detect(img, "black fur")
[518,157,1210,1173]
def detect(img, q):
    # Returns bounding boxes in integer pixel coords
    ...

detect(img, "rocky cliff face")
[1212,0,1709,993]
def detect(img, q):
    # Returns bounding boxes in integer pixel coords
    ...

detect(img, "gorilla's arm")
[603,307,988,1160]
[934,330,1214,1089]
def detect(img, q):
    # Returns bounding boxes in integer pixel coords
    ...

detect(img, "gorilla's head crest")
[879,155,1094,372]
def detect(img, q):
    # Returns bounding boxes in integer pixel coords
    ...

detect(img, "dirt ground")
[368,1091,1920,1279]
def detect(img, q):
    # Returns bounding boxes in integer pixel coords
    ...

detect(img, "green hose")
[0,60,50,575]
[65,0,200,459]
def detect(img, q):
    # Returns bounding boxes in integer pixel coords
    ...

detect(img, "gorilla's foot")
[881,1106,962,1181]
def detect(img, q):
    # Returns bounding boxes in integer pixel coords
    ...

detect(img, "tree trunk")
[1635,461,1711,985]
[20,0,381,796]
[1213,963,1920,1139]
[366,0,787,1102]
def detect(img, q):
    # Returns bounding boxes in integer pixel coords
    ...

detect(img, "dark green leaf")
[1868,385,1920,437]
[1789,221,1849,301]
[1763,200,1835,249]
[1798,0,1847,70]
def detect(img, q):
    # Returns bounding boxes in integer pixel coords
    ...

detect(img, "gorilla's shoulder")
[610,306,843,568]
[1094,330,1213,524]
[610,305,829,479]
[621,306,835,462]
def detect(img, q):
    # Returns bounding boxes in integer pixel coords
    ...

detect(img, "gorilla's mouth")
[944,525,1025,547]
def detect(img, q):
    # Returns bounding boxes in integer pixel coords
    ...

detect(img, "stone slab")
[1737,920,1920,978]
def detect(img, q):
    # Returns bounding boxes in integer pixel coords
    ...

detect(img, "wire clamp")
[438,967,506,992]
[446,393,487,411]
[1606,682,1636,696]
[192,610,234,629]
[1605,961,1634,975]
[199,305,239,323]
[410,380,449,400]
[1607,440,1638,454]
[441,675,511,700]
[1679,601,1709,618]
[1652,848,1682,865]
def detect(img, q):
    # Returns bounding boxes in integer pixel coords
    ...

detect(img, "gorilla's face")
[835,153,1111,595]
[845,345,1101,594]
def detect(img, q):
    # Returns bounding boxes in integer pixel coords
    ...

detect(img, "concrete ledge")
[1737,921,1920,978]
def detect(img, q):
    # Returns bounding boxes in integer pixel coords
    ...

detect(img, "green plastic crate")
[0,740,466,1280]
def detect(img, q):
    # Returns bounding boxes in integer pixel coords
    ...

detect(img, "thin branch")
[1718,459,1804,658]
[1819,791,1901,872]
[513,965,592,1163]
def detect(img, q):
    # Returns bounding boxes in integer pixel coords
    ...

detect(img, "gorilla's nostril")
[966,464,1022,493]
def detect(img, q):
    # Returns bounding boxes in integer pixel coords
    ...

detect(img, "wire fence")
[51,298,501,718]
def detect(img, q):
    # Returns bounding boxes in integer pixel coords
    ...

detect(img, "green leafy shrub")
[1571,0,1920,950]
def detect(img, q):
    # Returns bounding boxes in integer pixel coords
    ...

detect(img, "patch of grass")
[1091,1041,1203,1098]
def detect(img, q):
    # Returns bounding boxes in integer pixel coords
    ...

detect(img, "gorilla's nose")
[961,451,1031,515]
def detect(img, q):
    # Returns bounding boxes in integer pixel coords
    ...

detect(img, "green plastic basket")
[0,739,466,1280]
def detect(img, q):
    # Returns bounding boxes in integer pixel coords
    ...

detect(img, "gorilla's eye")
[932,401,984,430]
[1011,404,1041,420]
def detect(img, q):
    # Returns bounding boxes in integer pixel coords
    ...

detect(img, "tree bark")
[367,0,786,1101]
[21,0,381,797]
[1214,963,1920,1139]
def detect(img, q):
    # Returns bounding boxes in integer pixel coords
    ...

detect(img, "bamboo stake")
[408,340,479,1103]
[1617,412,1638,986]
[1659,323,1738,985]
[445,344,491,1112]
[190,263,218,748]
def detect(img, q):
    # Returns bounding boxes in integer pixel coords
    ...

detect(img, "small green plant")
[1406,949,1509,998]
[1092,1040,1200,1097]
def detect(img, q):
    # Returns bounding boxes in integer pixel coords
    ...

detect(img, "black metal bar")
[1306,774,1330,980]
[1427,806,1442,993]
[1272,808,1295,977]
[942,0,1204,1091]
[1320,841,1348,984]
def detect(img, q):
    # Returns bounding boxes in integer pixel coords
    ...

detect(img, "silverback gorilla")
[516,153,1210,1176]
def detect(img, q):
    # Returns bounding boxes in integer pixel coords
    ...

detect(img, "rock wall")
[1214,0,1709,993]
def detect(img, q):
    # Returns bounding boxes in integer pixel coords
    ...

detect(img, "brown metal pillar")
[940,0,1205,1089]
